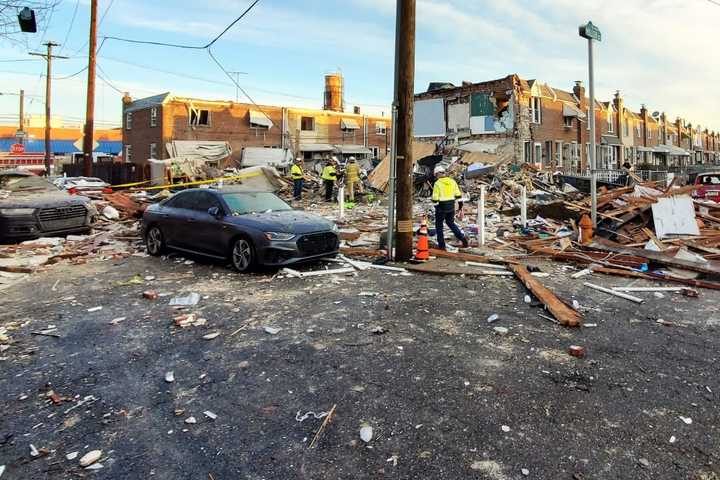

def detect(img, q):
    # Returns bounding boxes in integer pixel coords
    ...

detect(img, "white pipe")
[338,186,345,220]
[584,282,644,303]
[520,186,527,228]
[479,185,486,246]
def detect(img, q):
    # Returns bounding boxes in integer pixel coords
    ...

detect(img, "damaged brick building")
[413,74,720,172]
[122,74,391,178]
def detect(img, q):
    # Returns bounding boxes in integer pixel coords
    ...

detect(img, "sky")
[0,0,718,131]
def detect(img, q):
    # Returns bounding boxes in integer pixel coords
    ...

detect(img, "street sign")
[73,137,100,152]
[579,21,602,42]
[10,143,25,154]
[15,130,26,138]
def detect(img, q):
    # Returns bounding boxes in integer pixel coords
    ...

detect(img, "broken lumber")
[583,282,644,303]
[509,264,582,327]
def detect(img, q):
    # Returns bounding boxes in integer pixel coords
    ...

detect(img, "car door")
[160,191,197,249]
[185,191,229,256]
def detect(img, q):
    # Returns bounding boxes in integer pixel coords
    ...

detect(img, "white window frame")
[370,146,380,158]
[607,108,614,134]
[125,112,132,130]
[124,144,132,162]
[530,97,542,124]
[150,107,158,127]
[375,123,386,135]
[563,116,573,128]
[149,143,157,159]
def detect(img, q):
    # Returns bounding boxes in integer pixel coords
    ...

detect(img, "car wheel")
[231,237,255,273]
[146,226,165,256]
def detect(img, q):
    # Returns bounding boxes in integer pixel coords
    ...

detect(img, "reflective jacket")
[432,177,462,203]
[321,165,337,181]
[291,164,303,180]
[345,163,360,183]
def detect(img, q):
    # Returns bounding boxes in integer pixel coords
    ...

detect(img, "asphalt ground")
[0,253,718,479]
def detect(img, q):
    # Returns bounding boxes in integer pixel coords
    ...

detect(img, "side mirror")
[208,207,222,218]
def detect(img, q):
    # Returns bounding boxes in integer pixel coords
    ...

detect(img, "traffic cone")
[414,216,430,261]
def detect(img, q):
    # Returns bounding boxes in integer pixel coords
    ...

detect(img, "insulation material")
[165,141,232,163]
[413,98,445,137]
[367,142,436,192]
[651,195,700,239]
[470,110,512,135]
[447,102,470,131]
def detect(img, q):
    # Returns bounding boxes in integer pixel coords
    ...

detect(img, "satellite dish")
[651,111,660,118]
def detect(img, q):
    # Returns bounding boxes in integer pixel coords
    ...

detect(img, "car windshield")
[222,192,292,215]
[0,175,58,193]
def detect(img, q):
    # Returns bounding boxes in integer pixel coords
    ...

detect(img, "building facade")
[122,77,391,177]
[413,74,720,172]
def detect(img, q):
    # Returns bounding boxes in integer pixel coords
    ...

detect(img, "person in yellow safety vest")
[345,156,360,202]
[290,158,304,200]
[321,159,337,202]
[432,165,469,250]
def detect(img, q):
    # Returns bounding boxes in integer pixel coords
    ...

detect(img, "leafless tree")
[0,1,58,44]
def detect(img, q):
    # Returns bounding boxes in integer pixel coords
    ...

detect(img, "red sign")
[10,143,25,154]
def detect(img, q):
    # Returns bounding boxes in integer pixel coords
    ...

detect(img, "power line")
[704,0,720,6]
[68,0,115,55]
[96,63,124,94]
[59,0,81,55]
[100,0,262,50]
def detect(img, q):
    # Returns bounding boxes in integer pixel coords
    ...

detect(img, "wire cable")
[59,0,81,55]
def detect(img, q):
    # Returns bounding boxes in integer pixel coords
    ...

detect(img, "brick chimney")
[122,92,133,107]
[613,91,624,139]
[640,104,648,147]
[661,112,667,144]
[573,81,586,107]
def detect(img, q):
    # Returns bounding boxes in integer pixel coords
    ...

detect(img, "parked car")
[54,176,112,196]
[141,188,339,272]
[0,170,97,243]
[692,172,720,200]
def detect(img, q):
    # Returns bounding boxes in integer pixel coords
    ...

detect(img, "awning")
[166,140,232,162]
[335,144,371,155]
[601,135,622,146]
[340,119,360,130]
[653,144,690,156]
[249,110,273,129]
[299,143,335,153]
[562,103,587,119]
[636,146,654,152]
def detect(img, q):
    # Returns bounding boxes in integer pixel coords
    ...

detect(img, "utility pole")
[392,0,416,261]
[82,0,98,177]
[18,89,25,145]
[30,42,68,176]
[228,71,248,102]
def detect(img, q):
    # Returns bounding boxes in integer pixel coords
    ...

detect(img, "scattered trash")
[169,292,200,307]
[386,454,399,467]
[202,332,220,340]
[29,444,40,457]
[501,425,511,433]
[263,326,281,335]
[102,205,120,220]
[185,416,197,424]
[568,345,586,358]
[523,295,532,304]
[110,317,126,325]
[142,290,159,300]
[370,325,387,335]
[522,468,530,476]
[66,452,78,460]
[679,416,693,425]
[203,411,218,420]
[165,371,175,383]
[360,425,373,443]
[79,450,102,467]
[638,458,650,469]
[486,314,499,324]
[669,436,677,444]
[174,313,206,328]
[296,410,329,422]
[86,306,103,313]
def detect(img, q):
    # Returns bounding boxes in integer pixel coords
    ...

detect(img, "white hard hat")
[434,165,446,175]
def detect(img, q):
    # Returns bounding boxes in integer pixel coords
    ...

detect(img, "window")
[607,109,614,133]
[375,123,386,135]
[534,143,542,165]
[301,116,315,131]
[370,146,380,158]
[530,97,542,124]
[150,107,158,127]
[564,116,573,128]
[190,109,210,126]
[636,121,641,137]
[149,143,157,159]
[523,141,532,163]
[125,112,132,130]
[624,118,629,136]
[124,144,132,162]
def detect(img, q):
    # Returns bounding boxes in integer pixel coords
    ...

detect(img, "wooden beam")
[509,264,582,327]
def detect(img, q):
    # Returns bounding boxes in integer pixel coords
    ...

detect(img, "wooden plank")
[509,264,582,327]
[589,239,720,277]
[593,266,720,291]
[584,282,644,303]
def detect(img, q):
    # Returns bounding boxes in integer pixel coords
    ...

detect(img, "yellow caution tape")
[129,171,266,191]
[110,180,152,188]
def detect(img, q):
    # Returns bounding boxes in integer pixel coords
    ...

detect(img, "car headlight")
[264,232,296,241]
[0,208,35,216]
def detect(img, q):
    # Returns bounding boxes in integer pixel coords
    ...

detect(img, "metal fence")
[62,161,141,185]
[557,167,669,187]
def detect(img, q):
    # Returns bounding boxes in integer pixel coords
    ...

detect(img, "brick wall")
[122,107,162,167]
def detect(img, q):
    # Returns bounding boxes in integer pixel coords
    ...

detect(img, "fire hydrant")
[579,214,594,244]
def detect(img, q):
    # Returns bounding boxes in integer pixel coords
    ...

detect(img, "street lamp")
[579,21,601,228]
